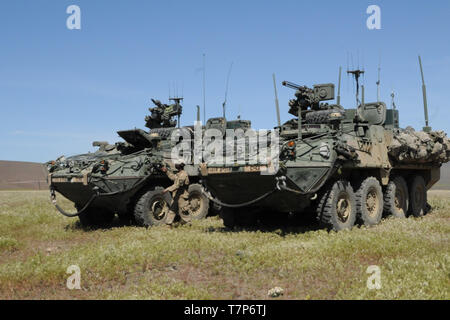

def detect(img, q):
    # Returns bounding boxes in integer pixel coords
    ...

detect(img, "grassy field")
[0,190,449,300]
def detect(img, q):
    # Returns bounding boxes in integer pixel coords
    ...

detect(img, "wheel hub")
[336,195,351,222]
[188,194,202,217]
[151,200,167,220]
[366,188,379,217]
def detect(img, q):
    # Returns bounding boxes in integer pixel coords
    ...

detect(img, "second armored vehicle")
[46,98,251,227]
[201,64,450,230]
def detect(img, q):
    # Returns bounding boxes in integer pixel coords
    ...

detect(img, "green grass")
[0,190,448,300]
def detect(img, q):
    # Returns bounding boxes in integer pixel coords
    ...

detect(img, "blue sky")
[1,0,449,162]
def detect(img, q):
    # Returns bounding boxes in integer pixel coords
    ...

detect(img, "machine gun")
[282,81,335,116]
[282,81,336,140]
[145,98,183,129]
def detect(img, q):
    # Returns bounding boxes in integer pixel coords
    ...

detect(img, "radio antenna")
[418,55,431,132]
[169,97,183,128]
[347,69,365,106]
[376,54,381,102]
[202,54,206,124]
[168,82,171,100]
[222,62,233,119]
[272,73,281,127]
[337,66,342,105]
[391,90,396,111]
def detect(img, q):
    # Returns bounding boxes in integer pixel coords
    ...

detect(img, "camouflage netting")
[388,126,450,164]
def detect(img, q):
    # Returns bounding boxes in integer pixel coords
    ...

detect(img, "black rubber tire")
[316,180,357,231]
[383,176,409,218]
[179,184,210,223]
[77,206,115,228]
[219,207,236,228]
[355,177,384,226]
[408,175,427,217]
[134,186,172,227]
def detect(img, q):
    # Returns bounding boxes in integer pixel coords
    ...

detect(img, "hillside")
[433,162,450,190]
[0,161,47,190]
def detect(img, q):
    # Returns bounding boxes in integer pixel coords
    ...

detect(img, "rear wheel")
[355,177,383,226]
[316,180,357,231]
[134,186,172,227]
[408,175,427,217]
[384,176,409,218]
[179,184,209,223]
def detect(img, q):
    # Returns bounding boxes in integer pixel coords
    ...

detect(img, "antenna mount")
[347,69,365,106]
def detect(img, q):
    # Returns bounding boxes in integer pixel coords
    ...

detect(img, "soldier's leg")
[166,196,179,225]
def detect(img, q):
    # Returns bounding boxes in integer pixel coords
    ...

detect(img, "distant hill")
[433,162,450,190]
[0,161,48,190]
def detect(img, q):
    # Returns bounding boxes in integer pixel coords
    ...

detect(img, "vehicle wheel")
[355,177,383,226]
[408,175,427,217]
[219,207,236,228]
[77,206,115,227]
[134,186,172,227]
[383,176,408,218]
[179,184,210,223]
[316,180,357,231]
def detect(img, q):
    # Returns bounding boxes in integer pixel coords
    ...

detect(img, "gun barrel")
[282,81,301,90]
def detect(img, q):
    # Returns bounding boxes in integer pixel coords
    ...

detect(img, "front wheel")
[134,186,172,227]
[317,180,357,231]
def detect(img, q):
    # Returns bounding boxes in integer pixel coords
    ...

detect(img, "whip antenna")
[272,73,281,127]
[222,62,233,119]
[337,66,342,105]
[376,54,381,102]
[203,54,206,124]
[418,55,431,132]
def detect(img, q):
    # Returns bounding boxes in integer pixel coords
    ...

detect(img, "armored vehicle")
[46,98,251,227]
[201,61,450,231]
